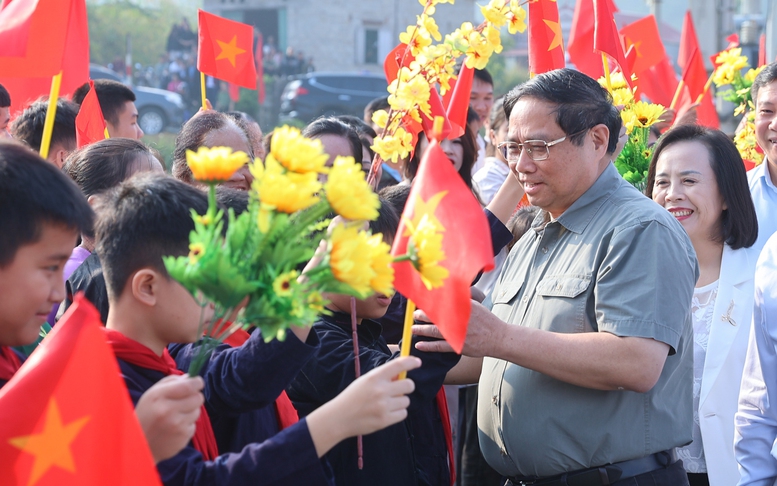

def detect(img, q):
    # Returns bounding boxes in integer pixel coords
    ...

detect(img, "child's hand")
[306,356,421,457]
[135,375,205,463]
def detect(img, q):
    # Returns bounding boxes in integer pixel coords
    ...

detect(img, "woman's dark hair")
[302,116,363,163]
[172,111,254,184]
[369,196,400,242]
[337,114,378,164]
[63,138,156,199]
[645,124,758,250]
[404,124,478,191]
[379,182,411,217]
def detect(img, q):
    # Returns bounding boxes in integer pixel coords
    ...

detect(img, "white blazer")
[698,244,758,486]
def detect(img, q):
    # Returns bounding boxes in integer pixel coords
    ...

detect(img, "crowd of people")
[2,57,777,486]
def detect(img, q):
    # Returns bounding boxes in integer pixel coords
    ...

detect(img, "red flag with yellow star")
[619,15,665,77]
[391,139,494,353]
[0,295,161,486]
[197,9,256,89]
[593,0,632,86]
[528,0,565,76]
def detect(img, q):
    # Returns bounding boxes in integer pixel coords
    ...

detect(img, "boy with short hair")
[94,172,420,484]
[10,98,78,167]
[287,201,461,486]
[0,140,200,464]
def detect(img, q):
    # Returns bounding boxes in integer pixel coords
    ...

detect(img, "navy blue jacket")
[117,328,330,485]
[287,312,460,486]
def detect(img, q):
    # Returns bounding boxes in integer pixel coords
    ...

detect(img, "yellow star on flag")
[9,398,90,486]
[215,35,246,68]
[543,19,563,51]
[626,37,644,58]
[404,191,448,237]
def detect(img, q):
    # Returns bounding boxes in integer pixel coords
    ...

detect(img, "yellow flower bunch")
[329,225,390,296]
[269,125,329,174]
[372,127,415,162]
[186,146,249,184]
[407,214,449,290]
[251,157,321,232]
[713,48,749,86]
[272,270,299,297]
[369,235,395,296]
[388,67,433,122]
[735,115,764,166]
[325,156,380,221]
[620,101,665,133]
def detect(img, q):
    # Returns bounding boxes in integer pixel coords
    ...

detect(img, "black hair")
[506,206,540,251]
[216,186,250,215]
[303,116,363,163]
[0,83,9,107]
[504,68,622,154]
[379,182,411,217]
[473,67,494,87]
[63,138,156,199]
[645,124,758,250]
[404,124,478,191]
[94,173,209,299]
[752,61,777,105]
[369,196,400,243]
[0,140,93,267]
[72,80,136,128]
[172,111,254,184]
[11,98,78,152]
[337,114,378,164]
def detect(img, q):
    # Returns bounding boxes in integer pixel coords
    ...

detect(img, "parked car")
[279,72,388,123]
[88,64,185,135]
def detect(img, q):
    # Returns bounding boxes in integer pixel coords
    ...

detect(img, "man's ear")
[589,124,611,157]
[130,269,161,307]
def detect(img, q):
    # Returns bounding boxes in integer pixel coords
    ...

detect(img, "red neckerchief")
[221,327,299,429]
[436,388,456,485]
[103,328,219,461]
[0,346,22,382]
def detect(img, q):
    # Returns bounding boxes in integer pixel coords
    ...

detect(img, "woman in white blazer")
[646,125,759,486]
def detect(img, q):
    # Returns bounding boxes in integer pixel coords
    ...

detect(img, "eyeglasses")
[497,129,589,162]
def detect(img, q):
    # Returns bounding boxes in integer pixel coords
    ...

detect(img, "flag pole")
[670,79,685,110]
[397,299,417,380]
[601,53,612,91]
[695,73,714,104]
[104,128,110,139]
[200,72,207,109]
[39,71,63,160]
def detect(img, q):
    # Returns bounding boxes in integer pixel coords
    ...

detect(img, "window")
[364,28,379,65]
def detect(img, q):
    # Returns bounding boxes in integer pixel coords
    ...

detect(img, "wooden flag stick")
[397,299,417,380]
[39,71,63,160]
[696,73,715,104]
[601,53,612,91]
[200,72,207,110]
[349,296,364,469]
[104,128,110,139]
[670,79,685,110]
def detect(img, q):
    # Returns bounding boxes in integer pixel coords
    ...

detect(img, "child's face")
[327,291,394,322]
[154,278,215,345]
[0,224,78,346]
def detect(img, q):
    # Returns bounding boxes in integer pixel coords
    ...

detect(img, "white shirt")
[747,161,777,253]
[473,156,510,205]
[736,233,777,485]
[471,133,486,176]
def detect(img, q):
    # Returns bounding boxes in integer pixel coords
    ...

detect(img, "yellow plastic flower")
[507,1,527,34]
[599,71,630,92]
[408,214,449,290]
[611,87,634,107]
[325,156,380,221]
[251,157,321,215]
[388,69,432,120]
[329,225,377,296]
[372,127,414,162]
[480,0,508,28]
[716,48,749,72]
[465,32,493,70]
[186,146,249,184]
[367,234,394,295]
[399,25,432,55]
[483,25,503,54]
[744,66,764,83]
[269,125,329,174]
[419,13,442,42]
[627,101,665,128]
[372,110,389,129]
[620,109,637,133]
[188,242,206,263]
[307,291,326,314]
[272,270,299,297]
[735,119,764,166]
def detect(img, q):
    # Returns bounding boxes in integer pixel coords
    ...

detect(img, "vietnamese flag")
[0,295,161,485]
[620,15,665,76]
[528,0,565,76]
[198,9,256,89]
[442,64,474,139]
[639,56,679,107]
[255,31,266,105]
[0,0,88,117]
[391,140,494,353]
[593,0,632,85]
[75,80,107,149]
[678,11,719,128]
[568,0,618,79]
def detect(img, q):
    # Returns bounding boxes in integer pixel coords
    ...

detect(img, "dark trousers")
[506,459,689,486]
[686,473,709,486]
[459,386,504,486]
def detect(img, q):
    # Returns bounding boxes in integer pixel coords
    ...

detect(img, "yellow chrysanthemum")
[627,101,665,128]
[372,127,414,162]
[269,125,329,174]
[329,225,377,296]
[367,234,394,295]
[744,66,764,84]
[307,291,326,314]
[620,109,637,134]
[735,120,764,166]
[408,214,449,290]
[611,87,634,107]
[325,156,380,221]
[480,0,508,28]
[507,1,527,34]
[251,157,321,215]
[272,270,299,297]
[716,48,749,73]
[186,146,249,184]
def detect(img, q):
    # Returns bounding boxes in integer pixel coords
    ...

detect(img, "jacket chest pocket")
[491,281,523,321]
[534,275,592,332]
